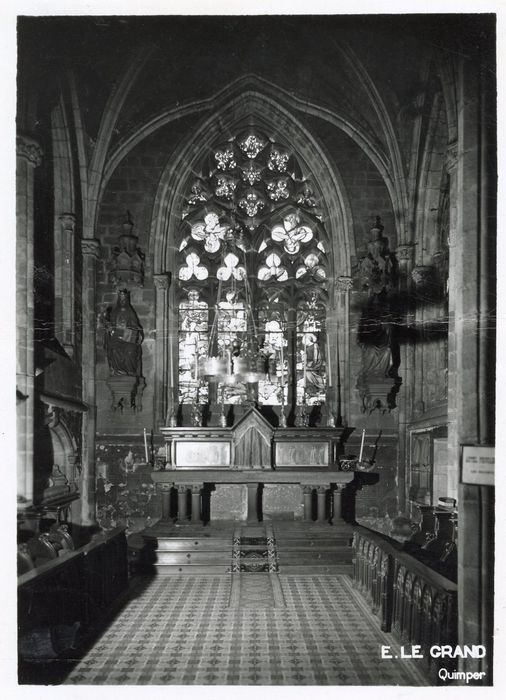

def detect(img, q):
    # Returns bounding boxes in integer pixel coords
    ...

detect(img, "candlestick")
[143,428,148,463]
[170,337,175,390]
[359,429,365,462]
[165,443,168,463]
[326,335,332,387]
[302,337,306,387]
[280,341,285,387]
[150,429,154,465]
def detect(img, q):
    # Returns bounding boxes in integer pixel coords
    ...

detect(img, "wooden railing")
[352,525,458,683]
[18,527,129,668]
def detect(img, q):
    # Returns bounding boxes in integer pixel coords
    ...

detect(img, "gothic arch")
[150,90,353,278]
[145,89,355,422]
[101,72,394,211]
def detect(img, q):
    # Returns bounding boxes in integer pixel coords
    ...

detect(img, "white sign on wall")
[461,445,495,486]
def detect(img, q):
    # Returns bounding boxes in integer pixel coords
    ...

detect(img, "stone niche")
[262,484,304,521]
[210,485,248,520]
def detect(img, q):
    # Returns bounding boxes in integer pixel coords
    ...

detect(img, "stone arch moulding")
[101,73,393,207]
[49,416,79,482]
[150,89,354,277]
[144,88,357,424]
[414,91,449,265]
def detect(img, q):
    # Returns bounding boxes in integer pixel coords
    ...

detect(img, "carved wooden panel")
[174,440,231,468]
[275,441,329,468]
[234,409,273,469]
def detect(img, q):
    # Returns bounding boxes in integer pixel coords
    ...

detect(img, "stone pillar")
[316,486,327,523]
[445,139,459,503]
[57,213,77,357]
[332,485,344,522]
[16,135,42,506]
[303,486,313,521]
[159,483,173,521]
[153,273,171,424]
[396,244,415,514]
[177,485,188,521]
[190,485,202,523]
[336,277,353,424]
[246,483,258,522]
[452,54,495,680]
[80,238,101,526]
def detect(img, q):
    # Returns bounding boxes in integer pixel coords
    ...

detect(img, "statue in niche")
[356,217,402,413]
[105,289,144,377]
[358,312,396,380]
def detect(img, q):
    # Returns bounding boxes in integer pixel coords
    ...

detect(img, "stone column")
[153,273,171,424]
[246,483,258,522]
[57,213,77,358]
[302,485,313,521]
[177,485,188,521]
[16,135,42,506]
[452,55,495,679]
[332,485,345,522]
[80,238,101,526]
[396,244,415,514]
[159,483,173,521]
[316,486,327,523]
[445,140,459,503]
[190,485,202,523]
[336,277,353,424]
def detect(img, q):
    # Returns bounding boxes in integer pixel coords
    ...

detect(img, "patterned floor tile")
[64,574,431,686]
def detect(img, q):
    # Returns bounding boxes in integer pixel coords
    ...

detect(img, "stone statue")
[105,289,144,376]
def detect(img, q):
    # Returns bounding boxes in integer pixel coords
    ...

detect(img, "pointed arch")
[150,89,354,279]
[146,89,355,422]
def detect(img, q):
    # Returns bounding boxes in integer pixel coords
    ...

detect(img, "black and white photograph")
[7,1,500,692]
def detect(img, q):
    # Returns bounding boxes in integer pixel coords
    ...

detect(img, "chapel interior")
[16,14,496,686]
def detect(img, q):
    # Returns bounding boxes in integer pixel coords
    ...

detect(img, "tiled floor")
[64,574,430,686]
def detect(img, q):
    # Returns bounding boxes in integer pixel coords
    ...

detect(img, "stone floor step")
[147,539,232,551]
[153,564,232,575]
[278,564,353,574]
[275,539,352,548]
[136,519,355,574]
[277,549,352,562]
[155,552,232,565]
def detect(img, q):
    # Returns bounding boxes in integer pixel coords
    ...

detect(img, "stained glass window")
[176,128,330,411]
[258,317,288,405]
[216,292,248,405]
[296,294,327,405]
[178,290,209,404]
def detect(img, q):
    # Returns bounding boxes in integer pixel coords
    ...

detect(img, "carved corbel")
[17,134,43,167]
[81,238,101,258]
[336,276,353,293]
[59,213,76,234]
[411,265,436,287]
[153,272,172,291]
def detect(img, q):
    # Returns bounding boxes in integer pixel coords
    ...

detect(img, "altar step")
[274,522,354,574]
[137,520,354,575]
[140,523,234,574]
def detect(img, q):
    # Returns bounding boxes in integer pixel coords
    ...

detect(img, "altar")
[151,408,378,523]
